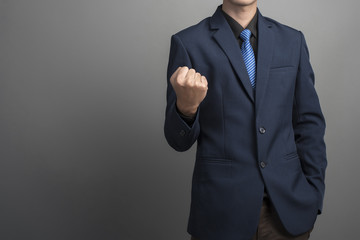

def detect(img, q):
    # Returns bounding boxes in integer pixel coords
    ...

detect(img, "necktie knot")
[240,29,251,42]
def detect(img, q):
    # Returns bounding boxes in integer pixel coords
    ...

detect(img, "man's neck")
[222,1,257,28]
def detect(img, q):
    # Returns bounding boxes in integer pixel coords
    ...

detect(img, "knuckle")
[203,78,208,85]
[179,66,188,74]
[181,78,191,87]
[189,81,195,88]
[178,81,185,87]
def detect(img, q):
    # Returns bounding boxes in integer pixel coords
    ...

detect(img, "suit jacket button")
[259,127,266,134]
[260,162,266,168]
[179,130,186,136]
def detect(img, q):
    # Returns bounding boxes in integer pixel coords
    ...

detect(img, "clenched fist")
[170,66,208,117]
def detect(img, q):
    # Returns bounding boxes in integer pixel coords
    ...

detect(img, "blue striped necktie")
[240,29,256,88]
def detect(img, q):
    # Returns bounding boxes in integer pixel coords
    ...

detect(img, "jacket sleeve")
[164,34,201,152]
[293,31,327,214]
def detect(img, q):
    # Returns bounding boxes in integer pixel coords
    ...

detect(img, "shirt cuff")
[176,106,196,127]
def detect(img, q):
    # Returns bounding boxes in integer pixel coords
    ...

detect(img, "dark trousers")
[191,196,313,240]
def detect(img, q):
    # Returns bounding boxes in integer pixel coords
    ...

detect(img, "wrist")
[176,101,198,117]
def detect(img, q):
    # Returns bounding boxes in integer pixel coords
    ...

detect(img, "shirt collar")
[222,9,258,40]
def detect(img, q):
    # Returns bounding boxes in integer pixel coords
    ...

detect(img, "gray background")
[0,0,358,239]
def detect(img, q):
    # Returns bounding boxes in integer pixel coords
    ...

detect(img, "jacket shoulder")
[263,16,301,34]
[173,17,211,41]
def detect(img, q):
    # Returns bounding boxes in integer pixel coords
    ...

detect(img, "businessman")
[164,0,327,239]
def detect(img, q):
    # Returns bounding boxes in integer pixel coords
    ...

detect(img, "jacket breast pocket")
[268,66,297,106]
[269,66,297,86]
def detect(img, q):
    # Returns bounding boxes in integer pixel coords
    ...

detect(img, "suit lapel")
[210,7,254,102]
[255,12,274,116]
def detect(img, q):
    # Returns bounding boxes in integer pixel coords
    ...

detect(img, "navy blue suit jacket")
[164,6,327,240]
